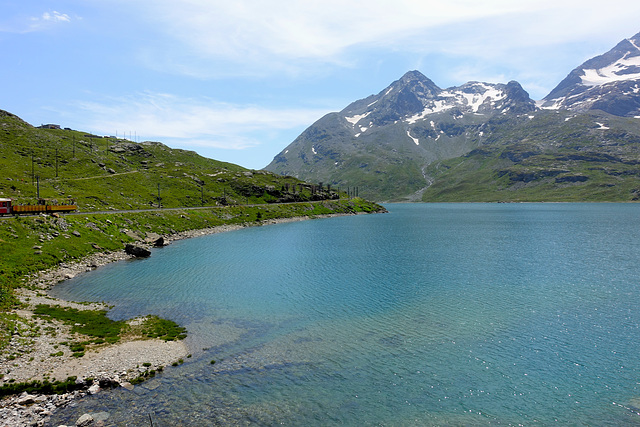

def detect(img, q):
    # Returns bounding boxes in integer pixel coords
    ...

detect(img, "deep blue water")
[48,203,640,425]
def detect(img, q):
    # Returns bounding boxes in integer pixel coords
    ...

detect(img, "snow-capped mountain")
[265,31,640,202]
[541,31,640,116]
[264,70,535,200]
[341,70,535,132]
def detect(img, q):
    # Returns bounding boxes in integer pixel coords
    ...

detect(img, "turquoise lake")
[48,203,640,425]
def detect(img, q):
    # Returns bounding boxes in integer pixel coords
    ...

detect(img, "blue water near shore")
[48,203,640,425]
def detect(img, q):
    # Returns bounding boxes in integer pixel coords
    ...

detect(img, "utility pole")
[157,183,161,208]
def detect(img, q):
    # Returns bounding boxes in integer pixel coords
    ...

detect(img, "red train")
[0,198,77,215]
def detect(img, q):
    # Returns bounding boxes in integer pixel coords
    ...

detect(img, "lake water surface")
[48,203,640,425]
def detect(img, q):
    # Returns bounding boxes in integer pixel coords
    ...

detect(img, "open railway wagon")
[0,198,77,215]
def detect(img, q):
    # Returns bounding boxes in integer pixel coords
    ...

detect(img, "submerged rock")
[76,413,93,426]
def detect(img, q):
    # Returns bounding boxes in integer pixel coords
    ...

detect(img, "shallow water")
[48,203,640,425]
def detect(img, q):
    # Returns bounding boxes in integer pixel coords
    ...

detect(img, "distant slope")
[420,110,640,202]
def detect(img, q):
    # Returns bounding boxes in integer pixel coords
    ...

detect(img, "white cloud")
[110,0,640,83]
[41,11,71,23]
[138,0,525,73]
[72,92,328,150]
[130,0,640,78]
[1,10,73,33]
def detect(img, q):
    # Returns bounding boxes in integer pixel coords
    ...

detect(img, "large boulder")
[124,244,151,258]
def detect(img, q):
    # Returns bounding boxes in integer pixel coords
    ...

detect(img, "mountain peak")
[389,70,441,97]
[399,70,430,82]
[339,71,534,128]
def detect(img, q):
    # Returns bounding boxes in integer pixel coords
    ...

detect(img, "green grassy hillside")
[420,110,640,202]
[0,110,340,209]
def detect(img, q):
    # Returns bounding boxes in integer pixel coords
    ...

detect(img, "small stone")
[17,394,36,405]
[76,413,94,426]
[72,230,81,237]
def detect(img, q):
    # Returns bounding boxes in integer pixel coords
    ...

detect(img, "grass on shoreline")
[33,305,187,357]
[0,376,85,397]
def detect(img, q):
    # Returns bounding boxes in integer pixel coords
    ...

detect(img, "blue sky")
[2,1,639,170]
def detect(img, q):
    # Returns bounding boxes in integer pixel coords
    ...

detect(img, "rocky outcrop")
[145,232,166,247]
[124,244,151,258]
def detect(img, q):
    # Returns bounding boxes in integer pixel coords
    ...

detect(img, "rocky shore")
[0,214,344,426]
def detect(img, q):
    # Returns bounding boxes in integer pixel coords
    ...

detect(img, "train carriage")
[0,198,77,215]
[0,198,11,215]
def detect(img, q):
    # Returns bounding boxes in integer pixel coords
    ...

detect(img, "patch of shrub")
[0,376,83,397]
[33,305,124,345]
[140,315,187,341]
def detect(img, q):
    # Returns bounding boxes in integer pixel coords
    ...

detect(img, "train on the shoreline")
[0,198,77,215]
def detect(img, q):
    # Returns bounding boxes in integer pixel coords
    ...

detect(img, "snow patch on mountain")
[541,32,640,117]
[405,101,450,123]
[405,83,508,124]
[345,111,371,125]
[581,55,640,86]
[458,83,507,112]
[407,130,419,145]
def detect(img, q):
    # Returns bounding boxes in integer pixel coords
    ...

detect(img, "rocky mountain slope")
[265,71,536,200]
[265,31,640,202]
[541,31,640,117]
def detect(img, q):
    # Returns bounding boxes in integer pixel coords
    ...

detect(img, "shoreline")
[0,213,353,426]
